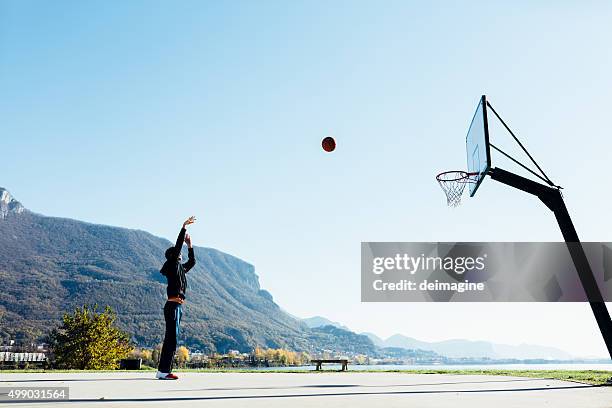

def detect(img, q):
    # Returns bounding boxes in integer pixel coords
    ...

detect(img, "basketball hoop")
[436,171,477,207]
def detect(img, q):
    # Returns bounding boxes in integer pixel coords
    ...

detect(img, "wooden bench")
[312,359,348,371]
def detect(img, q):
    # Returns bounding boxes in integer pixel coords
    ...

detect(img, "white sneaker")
[156,371,178,380]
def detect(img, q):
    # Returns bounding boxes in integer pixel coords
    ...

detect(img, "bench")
[119,358,142,370]
[311,359,348,371]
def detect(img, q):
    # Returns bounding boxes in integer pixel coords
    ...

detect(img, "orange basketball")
[322,136,336,152]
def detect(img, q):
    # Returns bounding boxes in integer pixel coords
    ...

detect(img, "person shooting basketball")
[156,216,197,380]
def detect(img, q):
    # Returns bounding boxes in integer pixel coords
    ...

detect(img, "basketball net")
[436,171,476,207]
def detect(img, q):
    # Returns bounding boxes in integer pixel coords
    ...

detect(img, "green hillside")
[0,187,375,355]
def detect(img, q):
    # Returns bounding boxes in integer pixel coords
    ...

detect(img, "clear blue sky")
[2,1,612,357]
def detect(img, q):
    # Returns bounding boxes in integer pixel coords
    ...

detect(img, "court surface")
[2,371,611,408]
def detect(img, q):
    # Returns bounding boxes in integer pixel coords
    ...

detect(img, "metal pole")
[548,191,612,358]
[489,167,612,359]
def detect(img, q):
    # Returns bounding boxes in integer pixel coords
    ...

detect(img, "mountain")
[0,187,375,354]
[384,335,495,358]
[362,332,384,347]
[378,347,441,360]
[369,333,573,360]
[490,343,573,360]
[302,316,349,331]
[307,311,576,360]
[307,326,376,356]
[0,187,575,360]
[306,313,574,359]
[0,188,24,219]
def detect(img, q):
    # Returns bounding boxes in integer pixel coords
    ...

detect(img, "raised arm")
[171,216,196,261]
[183,233,196,272]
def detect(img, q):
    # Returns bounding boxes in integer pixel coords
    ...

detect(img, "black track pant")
[158,301,183,373]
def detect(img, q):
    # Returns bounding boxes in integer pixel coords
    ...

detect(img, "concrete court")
[1,371,611,408]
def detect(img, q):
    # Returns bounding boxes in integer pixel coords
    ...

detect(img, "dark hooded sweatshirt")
[161,228,196,300]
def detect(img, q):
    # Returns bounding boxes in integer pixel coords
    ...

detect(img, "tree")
[354,354,368,365]
[176,346,190,368]
[265,348,276,363]
[253,347,265,362]
[49,304,133,369]
[151,343,163,366]
[140,349,153,365]
[130,348,154,367]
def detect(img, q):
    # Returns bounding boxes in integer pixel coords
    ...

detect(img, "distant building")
[0,340,48,353]
[0,352,47,363]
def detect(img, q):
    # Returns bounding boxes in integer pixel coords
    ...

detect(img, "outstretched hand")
[183,216,196,228]
[184,233,192,248]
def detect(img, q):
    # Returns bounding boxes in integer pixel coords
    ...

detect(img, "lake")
[241,363,612,371]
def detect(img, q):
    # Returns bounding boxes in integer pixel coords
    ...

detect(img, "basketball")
[322,137,336,152]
